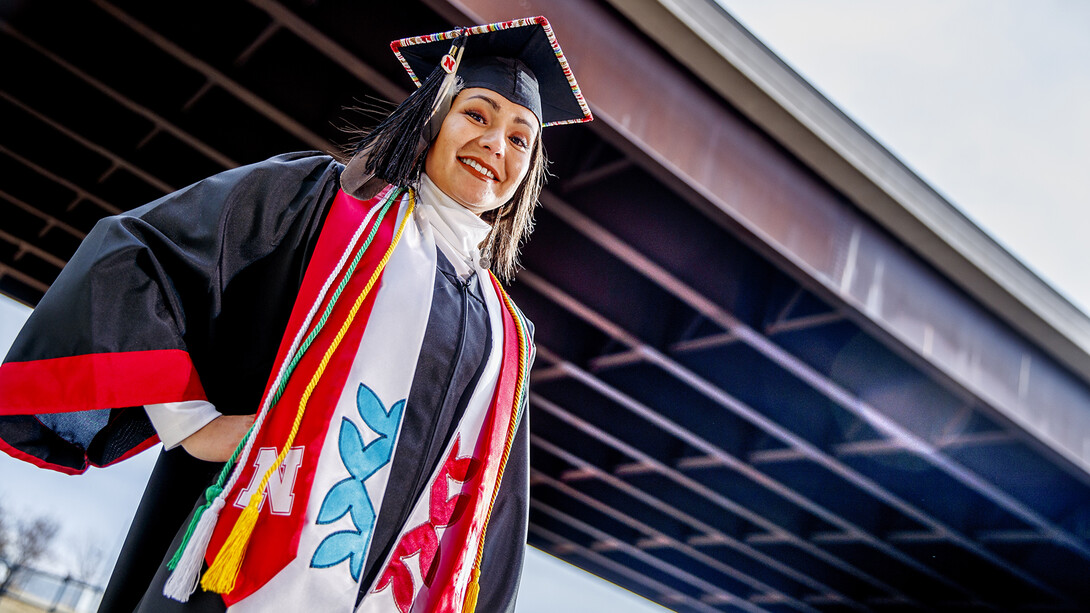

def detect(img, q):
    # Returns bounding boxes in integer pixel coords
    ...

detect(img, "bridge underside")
[2,0,1090,610]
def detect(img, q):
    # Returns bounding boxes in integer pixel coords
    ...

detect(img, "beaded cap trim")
[390,16,592,127]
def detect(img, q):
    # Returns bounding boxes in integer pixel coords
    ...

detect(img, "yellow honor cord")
[462,280,528,613]
[201,191,417,594]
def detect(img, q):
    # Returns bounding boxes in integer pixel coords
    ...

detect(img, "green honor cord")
[168,188,403,570]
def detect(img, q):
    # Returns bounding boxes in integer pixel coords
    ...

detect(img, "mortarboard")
[391,16,593,127]
[348,16,591,192]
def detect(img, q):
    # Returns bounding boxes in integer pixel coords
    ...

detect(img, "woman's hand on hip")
[180,414,256,462]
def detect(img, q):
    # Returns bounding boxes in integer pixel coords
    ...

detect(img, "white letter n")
[235,446,305,516]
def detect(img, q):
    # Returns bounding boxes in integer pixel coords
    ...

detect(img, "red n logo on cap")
[441,53,456,73]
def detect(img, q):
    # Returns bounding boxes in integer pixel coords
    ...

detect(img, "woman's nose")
[479,128,505,157]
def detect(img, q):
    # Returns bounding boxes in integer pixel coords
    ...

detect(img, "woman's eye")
[510,135,529,148]
[465,110,485,123]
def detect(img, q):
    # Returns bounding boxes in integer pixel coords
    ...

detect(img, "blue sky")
[3,1,1090,609]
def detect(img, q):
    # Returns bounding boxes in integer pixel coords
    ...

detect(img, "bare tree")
[0,514,60,596]
[0,500,10,585]
[0,501,9,563]
[70,535,107,584]
[12,516,59,568]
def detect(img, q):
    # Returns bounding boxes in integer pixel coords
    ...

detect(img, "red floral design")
[373,436,480,612]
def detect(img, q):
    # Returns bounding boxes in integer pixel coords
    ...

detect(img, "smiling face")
[424,87,540,215]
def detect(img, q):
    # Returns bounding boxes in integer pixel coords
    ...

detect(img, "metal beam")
[612,461,657,477]
[532,499,768,613]
[528,523,726,613]
[765,312,845,336]
[977,531,1051,544]
[0,264,49,294]
[534,350,974,604]
[670,332,741,354]
[234,22,280,68]
[531,392,914,605]
[748,448,809,465]
[532,470,822,613]
[936,431,1017,449]
[532,434,855,605]
[523,270,1070,605]
[0,22,236,169]
[0,89,174,194]
[0,143,120,216]
[587,349,645,371]
[0,188,86,243]
[541,189,1090,566]
[246,0,408,102]
[0,228,66,271]
[92,0,330,153]
[833,440,908,458]
[561,157,634,193]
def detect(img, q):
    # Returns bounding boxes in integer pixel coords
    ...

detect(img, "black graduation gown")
[0,152,529,612]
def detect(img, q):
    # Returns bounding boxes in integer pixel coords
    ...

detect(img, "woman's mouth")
[459,157,496,180]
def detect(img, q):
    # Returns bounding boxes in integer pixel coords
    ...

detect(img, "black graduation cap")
[391,16,593,127]
[347,17,592,191]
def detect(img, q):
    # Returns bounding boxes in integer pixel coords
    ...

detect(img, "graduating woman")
[0,17,591,613]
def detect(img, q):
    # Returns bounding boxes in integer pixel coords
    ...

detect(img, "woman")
[0,16,591,613]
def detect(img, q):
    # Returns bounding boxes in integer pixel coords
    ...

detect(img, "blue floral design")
[310,383,405,581]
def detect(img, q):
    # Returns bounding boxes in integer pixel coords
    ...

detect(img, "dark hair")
[480,134,548,281]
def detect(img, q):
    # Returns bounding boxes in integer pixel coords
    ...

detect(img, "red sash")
[210,187,399,604]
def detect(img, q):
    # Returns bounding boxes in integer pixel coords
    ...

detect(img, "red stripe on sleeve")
[0,435,85,475]
[0,349,207,415]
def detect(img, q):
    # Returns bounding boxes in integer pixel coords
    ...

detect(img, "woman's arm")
[0,152,341,473]
[179,413,257,463]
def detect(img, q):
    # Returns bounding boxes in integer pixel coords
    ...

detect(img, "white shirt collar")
[416,173,493,278]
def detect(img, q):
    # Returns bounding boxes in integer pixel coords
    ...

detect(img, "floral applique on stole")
[310,383,405,581]
[373,436,480,612]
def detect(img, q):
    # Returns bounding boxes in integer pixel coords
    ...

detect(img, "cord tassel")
[200,501,260,594]
[462,567,481,613]
[460,280,528,613]
[163,494,225,601]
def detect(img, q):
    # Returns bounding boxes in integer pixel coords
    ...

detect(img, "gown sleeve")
[0,151,343,474]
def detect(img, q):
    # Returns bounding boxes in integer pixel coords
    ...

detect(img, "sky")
[717,0,1090,312]
[2,0,1089,609]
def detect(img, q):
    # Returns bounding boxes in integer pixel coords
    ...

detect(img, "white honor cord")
[222,195,388,496]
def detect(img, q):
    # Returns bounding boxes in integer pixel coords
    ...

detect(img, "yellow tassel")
[200,503,260,594]
[462,567,481,613]
[198,194,417,598]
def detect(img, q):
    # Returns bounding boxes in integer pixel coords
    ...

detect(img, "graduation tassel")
[163,424,254,601]
[200,366,322,594]
[200,497,261,593]
[201,386,313,594]
[356,32,466,188]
